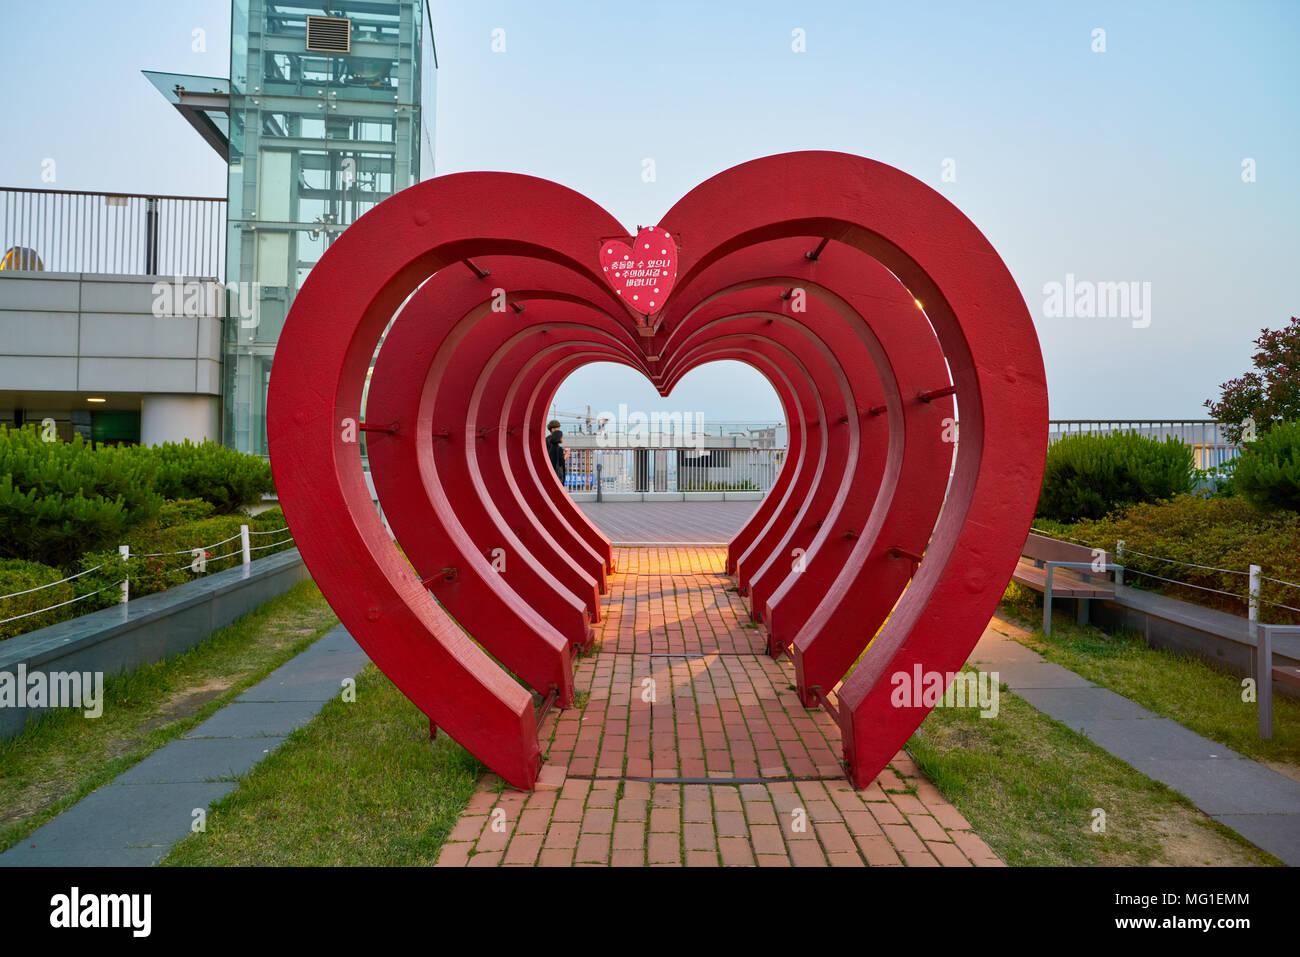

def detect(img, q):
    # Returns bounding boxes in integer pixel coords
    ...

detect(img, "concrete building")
[0,2,437,449]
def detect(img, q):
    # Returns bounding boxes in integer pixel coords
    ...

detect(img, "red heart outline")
[267,152,1048,790]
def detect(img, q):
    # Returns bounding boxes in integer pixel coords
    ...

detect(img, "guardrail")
[564,447,785,493]
[0,186,226,277]
[1048,419,1241,468]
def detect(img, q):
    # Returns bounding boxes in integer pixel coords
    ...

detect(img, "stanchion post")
[241,524,252,566]
[118,545,130,604]
[1257,623,1272,740]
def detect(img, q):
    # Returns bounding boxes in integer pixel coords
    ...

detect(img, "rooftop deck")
[577,501,760,545]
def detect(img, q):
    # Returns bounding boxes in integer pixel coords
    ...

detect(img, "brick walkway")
[436,546,1004,867]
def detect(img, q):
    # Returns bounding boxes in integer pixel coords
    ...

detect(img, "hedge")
[1037,431,1195,523]
[0,425,162,567]
[1034,496,1300,624]
[1232,420,1300,513]
[0,559,77,640]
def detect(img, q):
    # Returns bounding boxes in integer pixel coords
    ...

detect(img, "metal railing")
[1048,419,1242,468]
[552,415,786,446]
[0,187,226,278]
[564,447,785,493]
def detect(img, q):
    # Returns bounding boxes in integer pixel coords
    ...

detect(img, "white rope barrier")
[0,563,105,600]
[0,583,124,625]
[248,537,294,552]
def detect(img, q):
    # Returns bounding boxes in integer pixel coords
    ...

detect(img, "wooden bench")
[1256,624,1300,739]
[1012,533,1121,635]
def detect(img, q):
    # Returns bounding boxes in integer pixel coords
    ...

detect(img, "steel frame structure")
[267,152,1048,789]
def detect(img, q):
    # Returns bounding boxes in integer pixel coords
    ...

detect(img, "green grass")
[0,579,340,852]
[907,670,1281,866]
[999,582,1300,769]
[163,664,483,865]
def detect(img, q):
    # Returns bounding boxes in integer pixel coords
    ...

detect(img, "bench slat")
[1012,559,1114,598]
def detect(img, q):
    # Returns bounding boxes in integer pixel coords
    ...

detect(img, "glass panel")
[223,0,431,454]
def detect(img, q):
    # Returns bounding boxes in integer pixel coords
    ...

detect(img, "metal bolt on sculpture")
[267,151,1048,791]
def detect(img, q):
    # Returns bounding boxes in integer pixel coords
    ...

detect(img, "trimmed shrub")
[0,559,76,640]
[1035,495,1300,624]
[1037,432,1194,522]
[0,425,161,567]
[145,441,274,514]
[155,498,217,527]
[3,511,297,640]
[109,510,295,601]
[1232,420,1300,513]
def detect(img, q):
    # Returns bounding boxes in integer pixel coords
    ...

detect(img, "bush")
[1036,496,1300,624]
[145,441,274,514]
[1232,421,1300,513]
[0,559,76,640]
[155,498,217,527]
[1,509,296,641]
[1037,432,1195,522]
[0,425,162,567]
[70,552,136,614]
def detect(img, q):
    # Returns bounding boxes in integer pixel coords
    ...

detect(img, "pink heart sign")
[599,225,677,314]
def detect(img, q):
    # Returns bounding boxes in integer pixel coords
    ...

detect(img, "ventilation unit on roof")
[306,15,351,53]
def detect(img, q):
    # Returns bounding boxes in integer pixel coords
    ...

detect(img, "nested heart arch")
[267,151,1048,790]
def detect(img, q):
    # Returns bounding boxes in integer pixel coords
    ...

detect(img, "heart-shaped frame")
[267,152,1048,790]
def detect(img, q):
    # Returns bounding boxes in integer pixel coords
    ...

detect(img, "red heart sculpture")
[599,225,677,314]
[267,153,1048,791]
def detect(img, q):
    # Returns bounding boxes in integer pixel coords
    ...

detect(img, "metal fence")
[564,447,786,493]
[0,187,226,278]
[1048,419,1241,468]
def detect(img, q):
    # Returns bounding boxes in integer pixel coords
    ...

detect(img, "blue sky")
[1,0,1296,422]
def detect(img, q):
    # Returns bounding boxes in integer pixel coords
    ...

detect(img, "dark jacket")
[546,430,566,482]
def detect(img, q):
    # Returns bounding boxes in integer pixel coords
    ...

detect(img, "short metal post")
[144,197,160,274]
[1043,564,1054,636]
[1257,623,1272,740]
[595,463,603,503]
[240,524,251,566]
[118,544,130,604]
[1249,564,1261,624]
[1115,540,1125,586]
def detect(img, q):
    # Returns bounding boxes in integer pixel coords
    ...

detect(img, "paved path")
[973,617,1300,866]
[577,501,759,544]
[0,625,368,867]
[436,546,1002,867]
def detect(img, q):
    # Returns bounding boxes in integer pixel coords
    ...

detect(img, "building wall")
[0,271,223,444]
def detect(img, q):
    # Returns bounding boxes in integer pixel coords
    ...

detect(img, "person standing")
[546,419,567,486]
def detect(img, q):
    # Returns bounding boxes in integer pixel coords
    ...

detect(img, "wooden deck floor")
[578,501,760,544]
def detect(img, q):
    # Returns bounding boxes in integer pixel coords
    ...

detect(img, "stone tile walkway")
[436,546,1004,867]
[973,617,1300,866]
[0,625,369,867]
